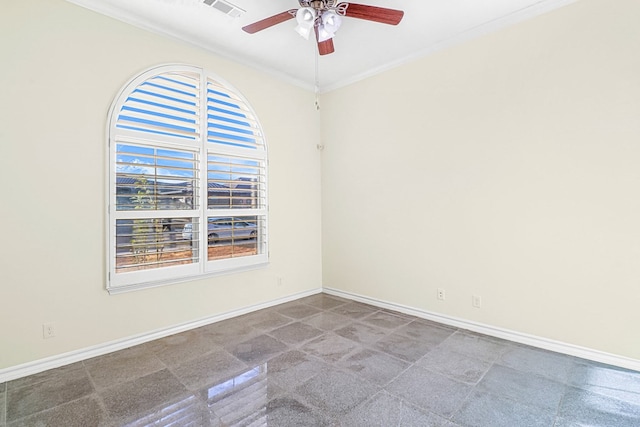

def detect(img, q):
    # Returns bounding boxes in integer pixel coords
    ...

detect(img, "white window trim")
[106,64,268,294]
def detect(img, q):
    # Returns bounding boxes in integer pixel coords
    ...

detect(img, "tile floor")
[3,293,640,426]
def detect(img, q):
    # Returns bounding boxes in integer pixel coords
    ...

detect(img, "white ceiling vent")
[203,0,245,18]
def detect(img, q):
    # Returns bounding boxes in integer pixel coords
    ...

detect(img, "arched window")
[107,65,268,293]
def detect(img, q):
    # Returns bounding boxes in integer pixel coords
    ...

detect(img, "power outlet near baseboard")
[472,295,482,308]
[43,323,56,339]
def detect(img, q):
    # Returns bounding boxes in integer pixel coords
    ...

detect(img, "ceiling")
[67,0,575,91]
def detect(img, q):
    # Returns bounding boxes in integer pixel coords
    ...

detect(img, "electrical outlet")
[43,323,56,339]
[437,288,446,301]
[277,277,284,287]
[472,295,482,308]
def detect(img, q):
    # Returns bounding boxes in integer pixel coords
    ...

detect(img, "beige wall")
[321,0,640,360]
[0,0,322,369]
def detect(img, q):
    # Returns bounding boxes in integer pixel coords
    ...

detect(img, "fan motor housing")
[300,1,338,11]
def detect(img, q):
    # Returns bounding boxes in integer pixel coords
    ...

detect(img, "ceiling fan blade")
[338,3,404,25]
[242,9,297,34]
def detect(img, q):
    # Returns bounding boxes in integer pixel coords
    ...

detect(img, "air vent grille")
[204,0,245,18]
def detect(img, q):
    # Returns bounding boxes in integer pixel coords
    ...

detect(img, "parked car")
[182,217,257,244]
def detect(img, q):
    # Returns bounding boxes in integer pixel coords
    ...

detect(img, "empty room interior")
[1,0,639,425]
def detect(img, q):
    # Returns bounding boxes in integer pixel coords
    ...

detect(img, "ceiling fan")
[242,1,404,55]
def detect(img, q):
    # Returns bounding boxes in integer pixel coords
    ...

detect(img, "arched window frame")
[106,64,268,294]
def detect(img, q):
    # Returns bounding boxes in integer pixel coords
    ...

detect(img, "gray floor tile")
[227,334,289,365]
[386,365,472,418]
[84,345,166,390]
[300,331,362,363]
[274,302,322,319]
[394,319,456,344]
[202,364,283,405]
[433,331,510,364]
[7,362,85,390]
[296,367,378,415]
[375,331,439,362]
[264,396,333,426]
[170,348,248,390]
[498,345,575,383]
[99,369,189,420]
[476,364,565,410]
[303,311,353,331]
[202,364,284,426]
[360,311,413,330]
[297,294,349,310]
[568,360,640,405]
[557,386,640,427]
[198,317,262,347]
[552,416,588,426]
[235,310,293,332]
[7,395,107,427]
[144,329,224,367]
[416,347,493,384]
[330,301,379,319]
[380,308,415,317]
[269,322,323,344]
[342,391,458,427]
[338,348,411,386]
[0,387,5,426]
[264,350,330,390]
[452,389,555,427]
[6,363,94,422]
[335,321,389,345]
[114,392,207,426]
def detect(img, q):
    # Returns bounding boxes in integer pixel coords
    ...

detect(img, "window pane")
[116,144,198,211]
[206,216,262,261]
[207,155,265,209]
[115,217,199,272]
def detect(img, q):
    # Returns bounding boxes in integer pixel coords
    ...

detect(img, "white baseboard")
[323,287,640,372]
[0,288,321,383]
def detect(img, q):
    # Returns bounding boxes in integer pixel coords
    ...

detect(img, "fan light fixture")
[295,6,342,42]
[295,7,316,40]
[317,10,342,42]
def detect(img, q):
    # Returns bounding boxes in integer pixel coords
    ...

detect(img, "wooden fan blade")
[315,26,335,55]
[338,3,404,25]
[242,9,297,34]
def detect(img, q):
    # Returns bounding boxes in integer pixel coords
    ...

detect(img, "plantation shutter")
[116,72,201,142]
[203,77,267,269]
[107,65,268,293]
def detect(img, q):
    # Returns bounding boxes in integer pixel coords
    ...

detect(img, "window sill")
[106,261,270,295]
